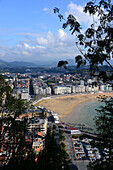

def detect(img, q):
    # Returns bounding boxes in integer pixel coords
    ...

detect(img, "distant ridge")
[0,58,112,69]
[0,60,37,68]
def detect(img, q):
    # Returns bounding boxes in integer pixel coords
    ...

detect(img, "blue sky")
[0,0,110,63]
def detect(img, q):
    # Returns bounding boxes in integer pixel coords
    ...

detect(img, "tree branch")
[105,59,113,70]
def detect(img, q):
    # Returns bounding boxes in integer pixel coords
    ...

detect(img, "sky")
[0,0,111,64]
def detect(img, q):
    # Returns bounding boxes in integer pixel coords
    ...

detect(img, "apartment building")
[33,86,51,95]
[53,86,71,95]
[27,117,48,136]
[13,88,29,100]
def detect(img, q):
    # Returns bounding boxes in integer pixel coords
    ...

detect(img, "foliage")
[54,0,113,82]
[37,130,70,170]
[0,75,27,169]
[5,150,37,170]
[53,124,56,130]
[59,135,65,142]
[87,95,113,170]
[59,129,64,135]
[54,2,113,169]
[58,125,64,128]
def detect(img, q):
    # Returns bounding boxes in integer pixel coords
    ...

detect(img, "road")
[64,132,78,169]
[64,131,89,170]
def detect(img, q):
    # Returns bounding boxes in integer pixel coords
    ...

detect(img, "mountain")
[34,59,76,67]
[0,58,83,68]
[0,60,37,68]
[34,60,58,67]
[66,59,76,66]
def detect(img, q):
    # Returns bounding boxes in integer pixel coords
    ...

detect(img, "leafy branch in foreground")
[54,0,113,82]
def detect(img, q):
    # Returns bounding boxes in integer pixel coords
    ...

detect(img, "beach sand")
[35,92,113,118]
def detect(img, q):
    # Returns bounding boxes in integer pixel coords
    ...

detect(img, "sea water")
[62,100,103,130]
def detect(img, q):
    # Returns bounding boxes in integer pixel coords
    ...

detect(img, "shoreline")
[60,97,98,118]
[35,92,113,118]
[60,99,99,128]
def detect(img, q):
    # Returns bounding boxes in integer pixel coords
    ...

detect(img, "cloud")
[1,2,94,63]
[24,43,35,49]
[36,37,48,45]
[0,29,79,63]
[65,2,94,28]
[58,29,67,40]
[43,7,50,14]
[43,7,50,12]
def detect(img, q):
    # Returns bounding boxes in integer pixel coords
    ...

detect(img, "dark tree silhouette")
[0,75,27,169]
[37,130,70,170]
[54,1,113,169]
[54,0,113,82]
[87,95,113,170]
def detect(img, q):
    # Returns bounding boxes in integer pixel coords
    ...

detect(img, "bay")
[61,100,103,130]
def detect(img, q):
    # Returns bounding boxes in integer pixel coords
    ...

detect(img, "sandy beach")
[35,92,113,118]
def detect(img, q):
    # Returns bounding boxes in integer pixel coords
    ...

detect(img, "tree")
[37,130,70,170]
[54,1,113,169]
[87,95,113,170]
[54,0,113,82]
[0,75,27,169]
[53,124,56,130]
[93,96,113,170]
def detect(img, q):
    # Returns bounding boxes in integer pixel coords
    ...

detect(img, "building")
[69,127,81,135]
[51,112,59,124]
[32,140,43,154]
[27,117,48,136]
[33,86,51,96]
[53,86,71,95]
[13,88,29,100]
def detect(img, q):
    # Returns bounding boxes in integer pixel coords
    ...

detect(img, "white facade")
[80,80,84,86]
[21,92,29,100]
[46,87,51,95]
[100,85,105,91]
[85,85,99,92]
[33,85,51,95]
[51,112,59,124]
[13,88,29,100]
[70,129,81,135]
[75,85,85,93]
[28,118,48,135]
[54,86,71,95]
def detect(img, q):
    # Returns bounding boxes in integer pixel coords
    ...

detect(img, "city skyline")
[0,0,105,63]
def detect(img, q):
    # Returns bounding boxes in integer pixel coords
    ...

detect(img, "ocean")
[61,100,103,130]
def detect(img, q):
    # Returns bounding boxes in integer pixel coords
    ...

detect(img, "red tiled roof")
[34,148,41,152]
[25,139,32,143]
[19,114,27,118]
[2,126,4,132]
[35,158,38,162]
[0,149,4,152]
[69,126,78,130]
[37,132,43,137]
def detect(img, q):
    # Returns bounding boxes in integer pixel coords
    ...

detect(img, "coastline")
[35,92,113,118]
[60,99,99,128]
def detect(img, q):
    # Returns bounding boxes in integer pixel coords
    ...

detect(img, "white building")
[33,85,51,95]
[80,80,84,86]
[13,88,29,100]
[53,86,71,95]
[75,85,86,93]
[28,118,48,136]
[51,112,59,124]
